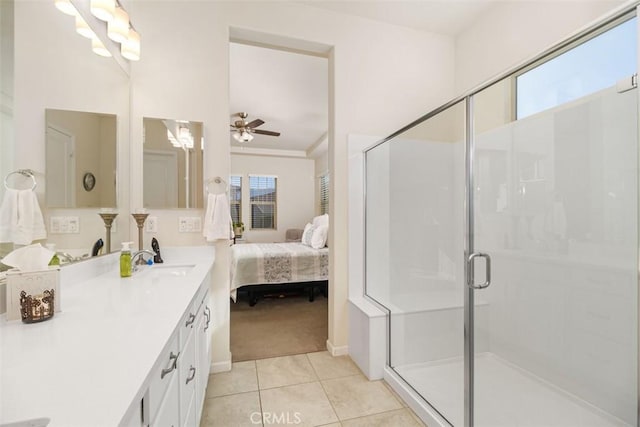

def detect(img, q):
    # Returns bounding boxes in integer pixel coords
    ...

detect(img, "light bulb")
[121,28,140,61]
[90,0,115,22]
[108,7,130,43]
[92,38,112,57]
[75,15,96,39]
[54,0,78,16]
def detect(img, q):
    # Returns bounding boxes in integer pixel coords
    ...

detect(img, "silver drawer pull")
[161,351,179,379]
[185,313,196,328]
[186,366,196,384]
[204,306,211,331]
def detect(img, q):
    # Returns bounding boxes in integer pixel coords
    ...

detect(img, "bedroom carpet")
[230,294,328,362]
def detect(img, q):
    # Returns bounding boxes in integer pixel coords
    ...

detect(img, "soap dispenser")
[120,241,134,278]
[46,243,60,266]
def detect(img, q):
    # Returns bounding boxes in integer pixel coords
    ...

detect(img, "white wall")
[129,0,456,365]
[455,0,625,93]
[231,154,315,242]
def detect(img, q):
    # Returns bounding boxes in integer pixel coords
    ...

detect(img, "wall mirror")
[143,117,204,209]
[0,1,131,263]
[45,109,117,208]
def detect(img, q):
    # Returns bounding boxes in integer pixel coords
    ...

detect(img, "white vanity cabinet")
[144,276,212,427]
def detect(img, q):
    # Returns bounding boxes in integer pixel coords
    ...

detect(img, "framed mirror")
[45,109,117,208]
[143,118,204,209]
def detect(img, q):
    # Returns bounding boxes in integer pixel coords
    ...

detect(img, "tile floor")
[200,351,426,427]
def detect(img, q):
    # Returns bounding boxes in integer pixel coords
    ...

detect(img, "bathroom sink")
[148,264,195,278]
[0,418,50,427]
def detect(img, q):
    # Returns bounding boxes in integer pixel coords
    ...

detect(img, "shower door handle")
[467,252,491,289]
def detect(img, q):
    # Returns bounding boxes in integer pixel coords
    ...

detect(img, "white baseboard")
[211,359,232,373]
[326,339,348,356]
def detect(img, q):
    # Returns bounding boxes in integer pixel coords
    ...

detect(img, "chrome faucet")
[132,249,156,266]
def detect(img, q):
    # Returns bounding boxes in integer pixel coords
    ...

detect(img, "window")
[249,175,277,229]
[516,16,637,119]
[319,174,329,215]
[230,175,242,225]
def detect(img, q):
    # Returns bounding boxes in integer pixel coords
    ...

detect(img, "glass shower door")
[471,80,638,426]
[365,101,467,425]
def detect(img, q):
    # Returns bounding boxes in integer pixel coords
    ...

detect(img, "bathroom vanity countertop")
[0,246,215,427]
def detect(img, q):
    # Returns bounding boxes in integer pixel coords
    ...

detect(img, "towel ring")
[4,169,37,191]
[206,176,228,194]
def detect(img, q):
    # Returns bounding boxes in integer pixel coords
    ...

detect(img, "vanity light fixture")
[75,15,96,39]
[107,6,130,43]
[54,0,78,16]
[54,0,141,61]
[90,0,115,22]
[92,38,112,57]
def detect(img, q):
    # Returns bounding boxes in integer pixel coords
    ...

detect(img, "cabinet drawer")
[147,330,180,424]
[180,326,197,423]
[180,293,204,349]
[152,367,180,427]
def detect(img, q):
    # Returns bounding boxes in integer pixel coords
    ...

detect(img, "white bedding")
[230,242,329,301]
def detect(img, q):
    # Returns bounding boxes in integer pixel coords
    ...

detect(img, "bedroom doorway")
[228,37,330,362]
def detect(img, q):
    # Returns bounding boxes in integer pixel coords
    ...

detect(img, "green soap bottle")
[47,243,60,266]
[120,241,133,278]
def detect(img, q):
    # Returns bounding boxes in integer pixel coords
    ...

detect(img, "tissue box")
[6,267,60,321]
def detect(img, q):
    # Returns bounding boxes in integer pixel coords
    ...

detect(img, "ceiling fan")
[230,112,281,143]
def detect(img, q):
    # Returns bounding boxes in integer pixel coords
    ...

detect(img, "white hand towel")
[203,193,234,242]
[0,189,47,245]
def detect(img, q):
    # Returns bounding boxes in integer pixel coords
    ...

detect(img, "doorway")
[228,37,330,362]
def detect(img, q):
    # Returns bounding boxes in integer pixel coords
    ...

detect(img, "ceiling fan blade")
[246,119,265,128]
[253,129,280,137]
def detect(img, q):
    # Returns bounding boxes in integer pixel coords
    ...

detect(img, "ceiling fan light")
[233,130,253,143]
[92,38,112,57]
[108,7,130,43]
[90,0,115,22]
[75,15,96,39]
[54,0,78,16]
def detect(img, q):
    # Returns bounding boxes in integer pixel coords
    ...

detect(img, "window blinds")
[249,176,277,229]
[320,174,329,215]
[230,175,242,224]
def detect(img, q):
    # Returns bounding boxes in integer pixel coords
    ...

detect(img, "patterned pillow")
[301,223,315,246]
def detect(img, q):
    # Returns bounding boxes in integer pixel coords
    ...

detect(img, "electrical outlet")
[67,216,79,233]
[146,216,158,233]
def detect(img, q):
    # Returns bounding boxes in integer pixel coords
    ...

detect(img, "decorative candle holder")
[20,289,55,323]
[98,212,118,254]
[131,213,149,259]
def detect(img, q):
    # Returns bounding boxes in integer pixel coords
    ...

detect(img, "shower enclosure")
[365,7,639,427]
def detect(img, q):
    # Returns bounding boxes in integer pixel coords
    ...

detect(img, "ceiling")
[301,1,497,36]
[229,1,497,156]
[229,42,329,155]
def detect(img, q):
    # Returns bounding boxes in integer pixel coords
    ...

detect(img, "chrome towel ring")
[4,169,37,191]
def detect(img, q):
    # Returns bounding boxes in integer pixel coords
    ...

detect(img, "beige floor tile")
[341,409,423,426]
[317,424,342,427]
[256,354,318,389]
[200,391,261,427]
[307,351,362,380]
[206,361,258,398]
[322,376,403,420]
[260,382,338,427]
[382,380,408,407]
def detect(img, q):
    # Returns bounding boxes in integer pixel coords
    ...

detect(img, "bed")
[230,242,329,305]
